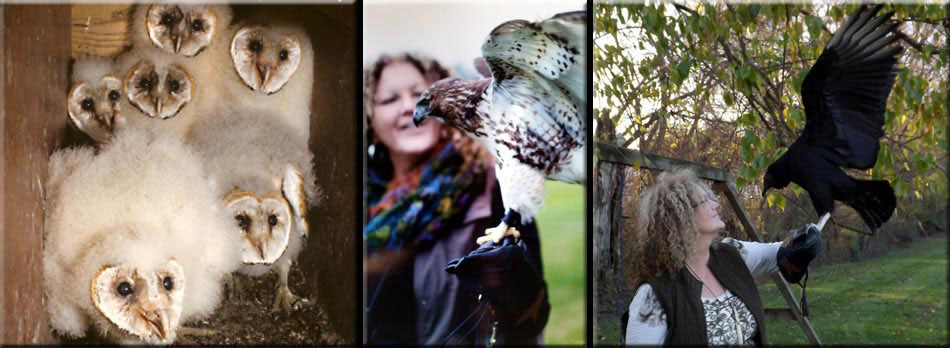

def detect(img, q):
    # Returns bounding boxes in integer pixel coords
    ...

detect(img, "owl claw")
[272,285,311,314]
[476,226,521,245]
[226,274,243,301]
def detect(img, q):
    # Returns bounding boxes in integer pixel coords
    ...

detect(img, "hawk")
[413,11,586,245]
[763,5,902,232]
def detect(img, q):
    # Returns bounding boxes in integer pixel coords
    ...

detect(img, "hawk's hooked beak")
[413,105,429,127]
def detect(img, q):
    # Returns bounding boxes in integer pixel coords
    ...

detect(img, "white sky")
[363,0,584,74]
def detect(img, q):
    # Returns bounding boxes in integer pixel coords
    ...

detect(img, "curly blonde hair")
[630,169,716,285]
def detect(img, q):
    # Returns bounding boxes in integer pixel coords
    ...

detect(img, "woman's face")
[693,189,725,235]
[370,61,442,158]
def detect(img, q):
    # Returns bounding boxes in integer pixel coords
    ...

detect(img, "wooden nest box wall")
[2,4,356,343]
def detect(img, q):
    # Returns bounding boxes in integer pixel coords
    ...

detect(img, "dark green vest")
[647,242,767,346]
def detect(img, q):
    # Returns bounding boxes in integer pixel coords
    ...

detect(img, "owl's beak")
[174,36,182,53]
[253,240,267,260]
[413,105,429,127]
[137,307,168,341]
[257,63,272,89]
[96,111,115,131]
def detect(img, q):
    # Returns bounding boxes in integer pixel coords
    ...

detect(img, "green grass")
[759,234,948,344]
[535,181,586,344]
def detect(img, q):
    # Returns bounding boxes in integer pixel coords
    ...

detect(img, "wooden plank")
[770,273,822,344]
[0,4,5,339]
[302,5,356,343]
[721,179,822,344]
[719,182,764,242]
[70,4,132,58]
[3,5,71,344]
[596,142,732,183]
[764,308,796,321]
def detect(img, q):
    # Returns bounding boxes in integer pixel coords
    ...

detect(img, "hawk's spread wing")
[481,11,586,104]
[479,11,586,181]
[800,5,902,169]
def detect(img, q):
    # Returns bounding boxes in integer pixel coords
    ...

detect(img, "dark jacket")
[365,167,548,345]
[647,242,766,346]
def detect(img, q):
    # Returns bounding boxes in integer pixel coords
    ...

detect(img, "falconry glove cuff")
[777,223,822,316]
[445,236,550,334]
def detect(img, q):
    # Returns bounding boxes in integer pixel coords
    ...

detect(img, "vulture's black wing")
[799,5,902,169]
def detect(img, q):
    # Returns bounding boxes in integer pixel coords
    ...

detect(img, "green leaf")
[805,15,823,40]
[766,192,786,210]
[676,60,692,80]
[724,91,735,106]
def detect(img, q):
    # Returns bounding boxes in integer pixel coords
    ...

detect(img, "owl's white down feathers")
[185,107,320,276]
[44,125,241,338]
[211,20,314,140]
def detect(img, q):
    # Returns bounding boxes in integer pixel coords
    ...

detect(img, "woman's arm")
[625,283,667,345]
[722,237,782,277]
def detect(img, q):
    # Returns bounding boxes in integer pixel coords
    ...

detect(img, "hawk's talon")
[477,226,521,245]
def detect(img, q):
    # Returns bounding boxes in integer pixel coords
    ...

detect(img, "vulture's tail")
[845,179,896,231]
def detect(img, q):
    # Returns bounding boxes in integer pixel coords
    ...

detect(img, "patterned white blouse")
[625,238,781,345]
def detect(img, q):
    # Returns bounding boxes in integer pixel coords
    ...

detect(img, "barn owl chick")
[67,58,126,142]
[218,21,313,140]
[122,58,194,120]
[44,125,241,344]
[186,107,319,314]
[134,4,226,57]
[116,4,233,136]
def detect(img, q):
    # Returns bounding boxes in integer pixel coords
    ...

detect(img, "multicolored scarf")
[365,141,485,254]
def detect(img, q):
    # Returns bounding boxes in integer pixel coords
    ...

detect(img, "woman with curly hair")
[363,53,549,345]
[625,169,816,345]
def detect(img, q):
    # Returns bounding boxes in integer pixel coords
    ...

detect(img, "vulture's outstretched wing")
[800,5,902,169]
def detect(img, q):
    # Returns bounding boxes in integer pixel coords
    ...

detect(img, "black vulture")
[763,5,903,232]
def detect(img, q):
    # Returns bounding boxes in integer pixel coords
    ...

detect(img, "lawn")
[759,234,948,344]
[535,181,586,344]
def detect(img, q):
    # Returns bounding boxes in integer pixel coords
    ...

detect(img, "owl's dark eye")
[160,13,174,26]
[162,276,174,291]
[117,282,133,297]
[249,40,263,53]
[108,90,120,101]
[191,19,204,32]
[138,78,152,90]
[169,79,180,92]
[268,215,278,227]
[279,49,288,61]
[81,98,95,111]
[236,214,250,231]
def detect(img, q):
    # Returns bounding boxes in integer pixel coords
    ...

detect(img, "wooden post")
[3,5,71,343]
[302,5,357,343]
[597,142,822,345]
